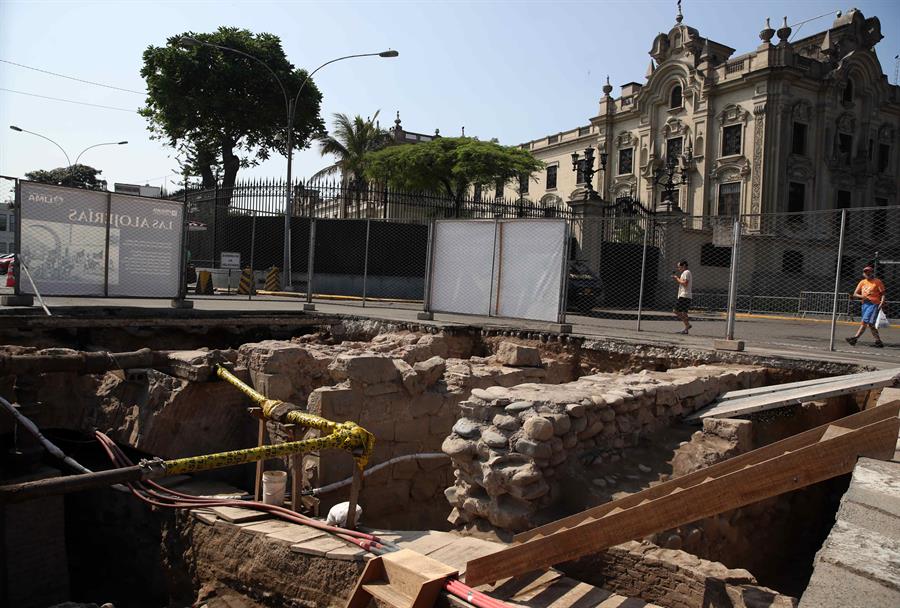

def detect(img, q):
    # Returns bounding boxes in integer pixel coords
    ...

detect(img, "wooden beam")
[717,369,898,401]
[688,370,900,421]
[464,409,899,587]
[515,401,900,543]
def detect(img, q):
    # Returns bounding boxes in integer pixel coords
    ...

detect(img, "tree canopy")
[313,111,392,183]
[140,27,324,195]
[25,165,106,191]
[364,137,544,207]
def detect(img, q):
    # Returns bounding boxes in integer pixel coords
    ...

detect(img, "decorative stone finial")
[394,111,401,127]
[759,17,775,44]
[646,60,656,79]
[776,16,792,45]
[675,0,683,23]
[821,29,835,56]
[700,38,711,59]
[602,75,613,97]
[461,126,465,137]
[435,128,440,136]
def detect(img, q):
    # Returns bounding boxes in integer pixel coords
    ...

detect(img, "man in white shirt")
[673,260,692,335]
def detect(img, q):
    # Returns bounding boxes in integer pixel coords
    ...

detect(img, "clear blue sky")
[1,0,898,192]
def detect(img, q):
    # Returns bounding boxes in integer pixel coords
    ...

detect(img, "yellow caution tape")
[213,365,375,468]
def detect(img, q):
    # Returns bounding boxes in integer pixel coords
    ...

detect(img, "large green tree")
[364,137,544,214]
[25,165,107,191]
[140,27,324,199]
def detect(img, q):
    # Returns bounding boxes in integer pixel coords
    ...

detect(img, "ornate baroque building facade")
[507,8,900,219]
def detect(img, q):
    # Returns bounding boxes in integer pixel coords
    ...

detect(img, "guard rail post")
[725,219,742,341]
[303,219,316,311]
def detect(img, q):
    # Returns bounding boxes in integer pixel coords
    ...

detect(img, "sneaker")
[687,324,693,330]
[677,329,689,335]
[845,337,858,346]
[874,341,884,348]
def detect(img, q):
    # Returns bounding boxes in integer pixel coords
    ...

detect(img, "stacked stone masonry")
[236,334,575,528]
[443,363,766,531]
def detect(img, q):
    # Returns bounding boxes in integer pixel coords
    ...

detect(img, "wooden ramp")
[463,403,900,587]
[687,368,900,422]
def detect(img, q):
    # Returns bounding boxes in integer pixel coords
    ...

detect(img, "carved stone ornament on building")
[787,155,814,182]
[613,173,638,195]
[710,156,750,181]
[792,100,812,123]
[615,131,635,148]
[750,103,765,214]
[716,103,750,125]
[878,124,895,143]
[837,112,855,133]
[663,117,686,138]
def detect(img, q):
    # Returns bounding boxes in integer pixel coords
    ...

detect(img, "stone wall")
[442,364,766,531]
[562,541,798,608]
[236,335,575,529]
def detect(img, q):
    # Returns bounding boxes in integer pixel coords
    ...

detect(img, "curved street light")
[178,36,398,289]
[74,141,128,166]
[9,125,72,167]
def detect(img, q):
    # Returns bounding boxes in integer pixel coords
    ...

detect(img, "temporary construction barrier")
[264,266,280,291]
[237,266,255,295]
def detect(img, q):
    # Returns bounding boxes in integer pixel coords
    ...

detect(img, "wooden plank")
[688,371,900,421]
[209,505,269,524]
[465,415,899,587]
[291,535,350,557]
[240,520,296,536]
[515,401,900,543]
[716,369,897,401]
[266,523,328,545]
[428,537,499,575]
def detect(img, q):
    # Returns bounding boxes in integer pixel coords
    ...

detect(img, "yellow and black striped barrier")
[237,267,255,295]
[264,266,280,291]
[195,270,214,295]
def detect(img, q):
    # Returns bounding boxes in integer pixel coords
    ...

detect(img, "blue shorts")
[861,301,879,325]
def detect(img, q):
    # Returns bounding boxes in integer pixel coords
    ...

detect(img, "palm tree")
[313,111,392,217]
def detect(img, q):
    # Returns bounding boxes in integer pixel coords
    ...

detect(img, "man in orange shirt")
[846,265,886,348]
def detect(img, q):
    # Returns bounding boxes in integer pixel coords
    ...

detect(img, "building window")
[843,79,853,104]
[878,144,891,173]
[838,134,853,165]
[618,148,633,175]
[700,243,731,267]
[717,182,741,216]
[670,85,683,109]
[519,174,529,195]
[788,182,805,213]
[873,198,888,240]
[546,166,557,190]
[495,179,504,199]
[666,137,683,162]
[0,215,6,232]
[721,125,742,157]
[474,184,482,202]
[782,250,804,273]
[792,123,807,155]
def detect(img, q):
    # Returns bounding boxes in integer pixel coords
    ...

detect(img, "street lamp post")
[9,125,127,180]
[178,37,398,290]
[570,146,608,197]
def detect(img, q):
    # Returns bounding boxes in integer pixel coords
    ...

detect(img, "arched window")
[670,85,683,109]
[843,79,854,103]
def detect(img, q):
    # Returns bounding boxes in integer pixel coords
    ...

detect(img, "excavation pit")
[0,313,881,608]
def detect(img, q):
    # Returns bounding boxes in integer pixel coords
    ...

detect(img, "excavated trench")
[0,315,871,608]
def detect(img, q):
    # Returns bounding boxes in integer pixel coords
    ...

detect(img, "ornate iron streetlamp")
[653,143,691,211]
[570,146,607,196]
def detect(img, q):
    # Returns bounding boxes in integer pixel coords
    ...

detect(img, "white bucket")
[262,470,288,505]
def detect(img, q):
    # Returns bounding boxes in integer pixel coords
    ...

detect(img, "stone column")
[568,188,606,270]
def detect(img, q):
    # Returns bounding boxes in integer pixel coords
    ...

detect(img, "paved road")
[1,294,898,368]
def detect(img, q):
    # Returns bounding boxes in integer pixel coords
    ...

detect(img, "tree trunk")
[220,138,240,207]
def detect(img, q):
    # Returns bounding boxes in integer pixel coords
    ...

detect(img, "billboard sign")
[18,182,184,298]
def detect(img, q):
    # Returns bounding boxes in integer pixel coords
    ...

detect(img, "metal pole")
[249,211,257,302]
[829,209,848,351]
[635,218,650,331]
[725,219,742,340]
[13,178,21,297]
[421,220,436,314]
[361,219,371,307]
[178,190,188,301]
[103,192,111,297]
[282,99,294,290]
[305,220,316,309]
[557,220,573,325]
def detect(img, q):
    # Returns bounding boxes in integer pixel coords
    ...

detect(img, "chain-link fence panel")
[18,183,109,296]
[361,219,429,309]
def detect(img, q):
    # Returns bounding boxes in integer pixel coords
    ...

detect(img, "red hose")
[95,432,511,606]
